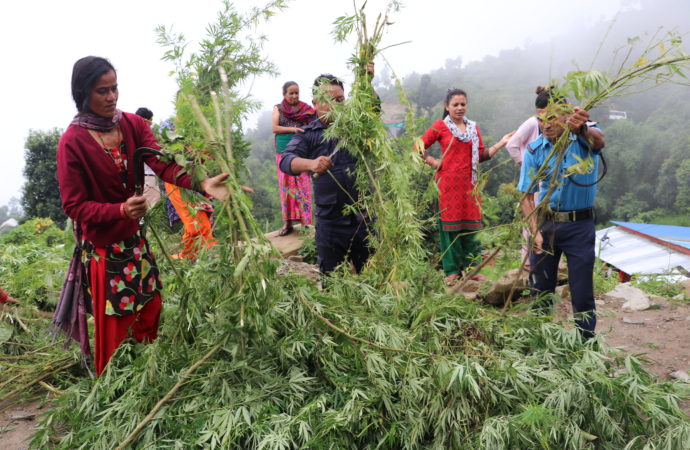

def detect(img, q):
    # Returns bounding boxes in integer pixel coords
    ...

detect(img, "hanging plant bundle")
[30,2,690,449]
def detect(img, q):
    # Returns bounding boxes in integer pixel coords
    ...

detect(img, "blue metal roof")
[596,226,690,274]
[611,221,690,251]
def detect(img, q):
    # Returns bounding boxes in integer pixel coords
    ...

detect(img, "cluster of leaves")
[297,228,317,265]
[32,257,690,448]
[0,218,71,311]
[632,275,686,299]
[0,305,81,408]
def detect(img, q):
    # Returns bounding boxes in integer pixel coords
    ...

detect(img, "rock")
[449,279,482,301]
[622,317,645,325]
[265,226,306,258]
[605,284,652,311]
[595,299,605,306]
[9,410,36,420]
[672,293,684,300]
[669,370,690,382]
[555,284,570,299]
[287,254,304,262]
[480,269,529,306]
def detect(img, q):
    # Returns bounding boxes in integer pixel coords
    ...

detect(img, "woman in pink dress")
[272,81,316,236]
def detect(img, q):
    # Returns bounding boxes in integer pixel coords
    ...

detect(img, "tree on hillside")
[674,158,690,215]
[21,128,66,227]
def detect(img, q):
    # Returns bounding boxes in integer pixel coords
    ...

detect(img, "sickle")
[133,147,163,196]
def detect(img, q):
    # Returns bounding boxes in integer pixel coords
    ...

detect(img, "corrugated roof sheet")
[611,221,690,251]
[596,225,690,274]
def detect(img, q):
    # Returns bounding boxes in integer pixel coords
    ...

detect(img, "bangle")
[120,202,127,219]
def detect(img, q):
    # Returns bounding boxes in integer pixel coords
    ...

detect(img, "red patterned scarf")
[280,100,316,124]
[71,110,123,131]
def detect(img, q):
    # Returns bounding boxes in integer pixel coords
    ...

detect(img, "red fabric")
[90,248,161,375]
[57,112,194,247]
[275,153,313,225]
[421,120,490,230]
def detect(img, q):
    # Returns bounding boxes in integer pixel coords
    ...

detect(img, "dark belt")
[546,208,594,222]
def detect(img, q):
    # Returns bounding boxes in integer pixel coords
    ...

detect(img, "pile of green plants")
[0,218,72,311]
[20,2,690,449]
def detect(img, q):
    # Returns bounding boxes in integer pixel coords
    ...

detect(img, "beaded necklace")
[95,126,128,188]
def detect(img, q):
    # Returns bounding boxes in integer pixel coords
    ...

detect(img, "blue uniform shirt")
[279,118,362,226]
[517,127,602,211]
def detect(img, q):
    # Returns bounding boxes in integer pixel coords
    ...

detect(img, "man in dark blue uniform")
[279,73,371,276]
[518,101,605,339]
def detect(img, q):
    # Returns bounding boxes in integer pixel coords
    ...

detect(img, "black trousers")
[316,220,370,276]
[529,217,596,339]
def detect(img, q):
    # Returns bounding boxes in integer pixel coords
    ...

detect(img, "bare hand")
[425,156,441,171]
[367,61,375,78]
[201,173,230,202]
[311,156,333,174]
[124,196,147,220]
[293,127,305,133]
[241,185,254,194]
[499,130,517,146]
[532,231,544,254]
[1,296,19,304]
[567,107,589,133]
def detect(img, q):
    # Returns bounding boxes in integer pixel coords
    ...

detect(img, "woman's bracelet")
[120,202,127,219]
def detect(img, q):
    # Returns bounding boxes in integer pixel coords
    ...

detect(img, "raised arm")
[484,129,516,160]
[506,117,538,164]
[568,107,605,150]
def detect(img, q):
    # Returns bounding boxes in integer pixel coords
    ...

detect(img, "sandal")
[444,274,459,286]
[278,225,293,237]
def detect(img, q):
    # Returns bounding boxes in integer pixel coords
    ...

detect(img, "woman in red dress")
[57,56,229,374]
[419,88,514,285]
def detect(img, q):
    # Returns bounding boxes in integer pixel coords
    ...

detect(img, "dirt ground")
[554,291,690,380]
[0,401,49,450]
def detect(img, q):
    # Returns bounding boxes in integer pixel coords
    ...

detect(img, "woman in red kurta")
[57,56,229,374]
[419,89,514,285]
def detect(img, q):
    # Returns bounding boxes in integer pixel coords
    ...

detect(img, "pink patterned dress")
[275,101,315,225]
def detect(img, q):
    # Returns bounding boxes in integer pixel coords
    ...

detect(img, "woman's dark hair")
[535,85,565,108]
[71,56,116,113]
[282,81,298,95]
[442,88,468,119]
[312,73,344,97]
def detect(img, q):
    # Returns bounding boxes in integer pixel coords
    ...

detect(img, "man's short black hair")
[135,107,153,120]
[312,73,344,97]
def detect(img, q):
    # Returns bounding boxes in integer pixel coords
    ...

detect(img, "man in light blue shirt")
[518,100,605,339]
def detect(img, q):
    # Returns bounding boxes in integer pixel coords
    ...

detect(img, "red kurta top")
[421,120,490,231]
[57,112,194,247]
